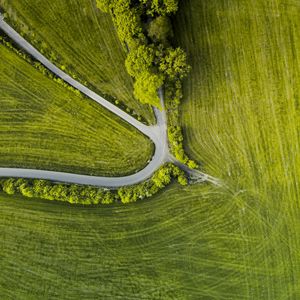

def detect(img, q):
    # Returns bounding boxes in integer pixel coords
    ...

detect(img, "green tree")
[139,0,178,16]
[151,166,172,188]
[125,45,155,77]
[159,47,191,80]
[148,16,173,44]
[2,178,17,195]
[133,71,164,108]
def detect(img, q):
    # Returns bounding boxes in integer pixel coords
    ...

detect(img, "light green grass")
[0,0,155,123]
[170,0,300,297]
[175,0,300,191]
[1,182,299,299]
[1,0,300,299]
[0,43,153,176]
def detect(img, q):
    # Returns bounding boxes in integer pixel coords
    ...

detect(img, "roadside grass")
[0,182,299,299]
[0,43,153,176]
[0,0,155,124]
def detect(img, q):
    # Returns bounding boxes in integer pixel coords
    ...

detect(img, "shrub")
[133,71,164,107]
[0,164,187,205]
[148,16,173,44]
[159,48,191,80]
[125,45,155,77]
[139,0,178,16]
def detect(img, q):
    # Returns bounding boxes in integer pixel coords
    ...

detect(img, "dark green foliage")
[96,0,189,110]
[125,45,155,78]
[139,0,178,16]
[97,0,145,46]
[0,163,187,205]
[148,16,173,44]
[159,48,191,80]
[96,0,194,167]
[118,163,187,204]
[165,82,198,168]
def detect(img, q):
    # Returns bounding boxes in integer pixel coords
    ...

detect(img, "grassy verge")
[0,42,153,176]
[0,0,155,124]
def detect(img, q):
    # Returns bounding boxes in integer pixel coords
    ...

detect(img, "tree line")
[97,0,197,167]
[0,163,187,205]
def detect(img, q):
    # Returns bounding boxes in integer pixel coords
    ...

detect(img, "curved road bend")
[0,15,218,187]
[0,15,173,187]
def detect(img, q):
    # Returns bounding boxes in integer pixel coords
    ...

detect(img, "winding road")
[0,15,220,187]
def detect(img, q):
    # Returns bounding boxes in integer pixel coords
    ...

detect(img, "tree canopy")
[133,71,164,107]
[139,0,178,16]
[125,45,155,78]
[159,48,191,80]
[148,16,173,44]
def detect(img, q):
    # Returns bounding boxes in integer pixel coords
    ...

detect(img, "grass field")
[1,182,299,299]
[175,0,300,190]
[0,0,300,299]
[0,43,153,176]
[0,0,155,123]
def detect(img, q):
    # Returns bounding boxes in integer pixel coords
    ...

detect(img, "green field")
[0,0,155,123]
[0,0,300,299]
[0,43,153,176]
[175,0,300,190]
[1,182,299,299]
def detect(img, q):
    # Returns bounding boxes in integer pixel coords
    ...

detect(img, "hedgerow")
[97,0,197,167]
[0,163,187,205]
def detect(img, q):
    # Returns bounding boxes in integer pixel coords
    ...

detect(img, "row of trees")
[96,0,190,108]
[97,0,197,167]
[0,163,187,205]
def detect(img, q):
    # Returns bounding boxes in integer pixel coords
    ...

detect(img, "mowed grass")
[0,43,153,176]
[1,0,300,299]
[175,0,300,191]
[1,182,299,299]
[170,0,300,297]
[0,0,155,123]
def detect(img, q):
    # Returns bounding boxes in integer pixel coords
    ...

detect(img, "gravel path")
[0,15,219,187]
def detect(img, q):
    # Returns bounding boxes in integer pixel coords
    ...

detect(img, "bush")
[125,45,155,77]
[139,0,178,16]
[159,48,191,80]
[133,71,164,107]
[0,164,187,205]
[148,16,173,44]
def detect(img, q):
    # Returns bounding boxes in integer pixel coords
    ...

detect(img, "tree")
[125,45,155,77]
[19,183,34,198]
[151,166,172,188]
[148,16,173,44]
[112,0,145,45]
[139,0,178,16]
[133,71,164,108]
[2,178,17,195]
[159,47,191,80]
